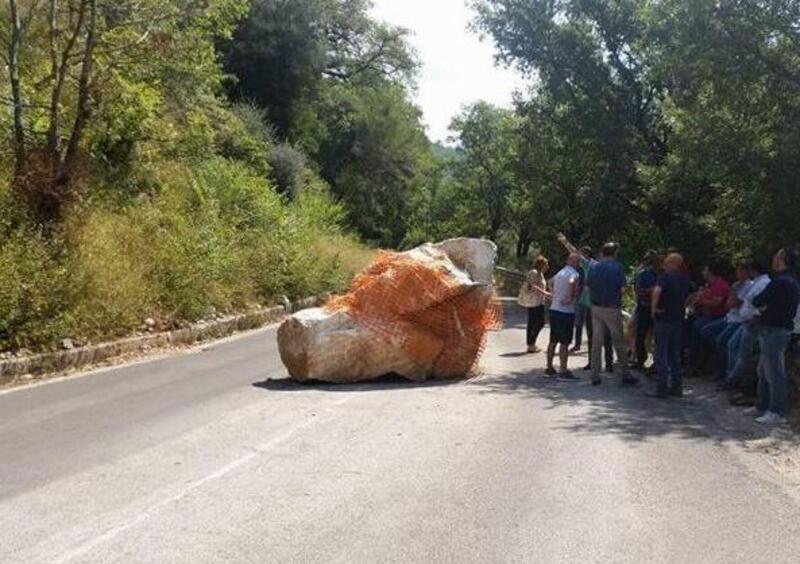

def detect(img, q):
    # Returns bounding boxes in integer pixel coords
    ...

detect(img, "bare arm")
[533,286,552,298]
[557,232,580,256]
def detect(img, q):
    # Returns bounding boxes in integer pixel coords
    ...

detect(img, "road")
[2,303,800,563]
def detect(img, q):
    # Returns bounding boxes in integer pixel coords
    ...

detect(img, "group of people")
[517,233,800,425]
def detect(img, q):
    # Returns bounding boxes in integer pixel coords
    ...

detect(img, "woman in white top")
[518,255,551,353]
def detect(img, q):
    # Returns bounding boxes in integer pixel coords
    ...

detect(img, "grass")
[0,160,373,352]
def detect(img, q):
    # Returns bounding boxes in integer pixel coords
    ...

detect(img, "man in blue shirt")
[634,251,659,370]
[586,242,637,386]
[649,253,691,398]
[750,247,800,425]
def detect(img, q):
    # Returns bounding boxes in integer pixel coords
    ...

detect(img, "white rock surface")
[433,238,497,285]
[277,308,443,383]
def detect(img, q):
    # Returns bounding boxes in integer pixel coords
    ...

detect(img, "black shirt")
[655,271,690,323]
[752,271,800,330]
[636,267,658,306]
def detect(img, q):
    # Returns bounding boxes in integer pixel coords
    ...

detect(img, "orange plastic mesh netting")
[326,250,503,377]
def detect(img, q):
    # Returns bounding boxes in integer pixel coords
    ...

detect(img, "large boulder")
[277,309,443,383]
[277,238,500,383]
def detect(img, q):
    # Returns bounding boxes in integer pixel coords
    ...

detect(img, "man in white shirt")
[546,253,581,381]
[724,261,772,387]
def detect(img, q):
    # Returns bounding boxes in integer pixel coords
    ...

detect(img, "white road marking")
[53,395,354,564]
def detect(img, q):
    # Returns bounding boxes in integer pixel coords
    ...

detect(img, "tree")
[314,83,431,247]
[449,102,520,242]
[472,0,800,267]
[639,0,800,261]
[1,0,247,222]
[222,0,416,139]
[222,0,428,247]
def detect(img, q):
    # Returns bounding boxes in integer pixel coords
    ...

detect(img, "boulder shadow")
[252,373,462,393]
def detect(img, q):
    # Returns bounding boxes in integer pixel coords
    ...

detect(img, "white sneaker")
[755,411,787,425]
[743,407,763,416]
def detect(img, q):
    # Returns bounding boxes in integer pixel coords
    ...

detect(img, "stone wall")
[0,295,326,387]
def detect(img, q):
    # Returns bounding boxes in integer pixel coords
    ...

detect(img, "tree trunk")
[47,0,60,156]
[56,0,95,188]
[48,0,88,160]
[515,227,533,259]
[8,0,26,182]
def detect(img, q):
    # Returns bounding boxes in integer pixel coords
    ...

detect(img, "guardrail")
[494,267,525,297]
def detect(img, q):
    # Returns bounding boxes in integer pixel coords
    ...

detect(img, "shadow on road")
[468,368,768,445]
[479,301,764,445]
[499,351,532,359]
[253,374,460,393]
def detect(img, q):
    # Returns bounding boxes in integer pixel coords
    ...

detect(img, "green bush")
[0,158,370,352]
[0,231,75,349]
[267,143,308,198]
[215,103,273,175]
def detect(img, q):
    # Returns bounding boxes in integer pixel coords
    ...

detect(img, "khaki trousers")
[591,306,630,379]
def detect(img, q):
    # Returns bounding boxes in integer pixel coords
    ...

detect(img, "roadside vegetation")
[423,1,800,270]
[0,0,379,352]
[3,0,800,351]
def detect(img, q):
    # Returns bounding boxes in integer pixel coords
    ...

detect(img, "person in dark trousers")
[649,253,691,398]
[571,246,594,353]
[586,242,638,387]
[748,247,800,425]
[517,255,551,353]
[634,251,659,370]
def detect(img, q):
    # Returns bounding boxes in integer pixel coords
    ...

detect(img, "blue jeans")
[716,322,740,351]
[700,318,728,343]
[705,322,740,378]
[655,321,683,394]
[727,324,758,384]
[756,327,792,416]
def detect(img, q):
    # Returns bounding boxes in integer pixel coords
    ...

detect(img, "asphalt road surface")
[3,303,800,563]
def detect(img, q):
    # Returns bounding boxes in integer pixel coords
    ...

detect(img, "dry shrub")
[66,209,158,337]
[0,158,371,351]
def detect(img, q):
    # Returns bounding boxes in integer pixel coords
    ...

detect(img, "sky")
[370,0,527,144]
